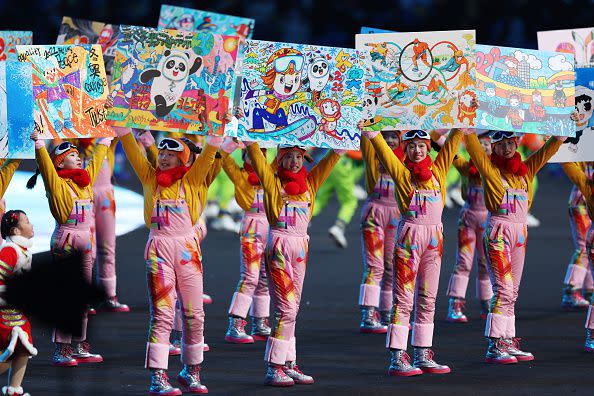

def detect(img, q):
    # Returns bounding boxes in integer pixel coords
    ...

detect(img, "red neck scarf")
[378,147,404,173]
[156,166,189,188]
[243,163,261,186]
[278,166,308,195]
[490,152,528,177]
[404,156,433,182]
[468,159,479,178]
[57,169,90,187]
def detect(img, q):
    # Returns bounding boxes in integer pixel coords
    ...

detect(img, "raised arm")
[367,133,409,184]
[464,132,496,179]
[221,152,247,188]
[307,151,341,193]
[452,155,469,176]
[85,142,109,185]
[117,129,155,185]
[0,160,21,198]
[561,162,589,197]
[432,129,462,179]
[524,137,563,179]
[186,143,218,186]
[246,142,278,193]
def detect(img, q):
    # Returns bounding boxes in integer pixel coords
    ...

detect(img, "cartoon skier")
[411,38,431,72]
[245,48,311,132]
[32,57,80,133]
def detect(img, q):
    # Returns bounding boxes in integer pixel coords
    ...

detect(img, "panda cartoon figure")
[362,94,381,126]
[140,49,203,118]
[304,56,331,103]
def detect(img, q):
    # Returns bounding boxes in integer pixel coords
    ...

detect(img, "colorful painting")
[158,4,254,40]
[355,30,476,131]
[0,62,34,159]
[550,67,594,162]
[0,31,32,61]
[537,27,594,67]
[57,17,121,76]
[360,27,395,34]
[236,40,365,150]
[475,44,575,136]
[107,25,238,135]
[16,44,112,139]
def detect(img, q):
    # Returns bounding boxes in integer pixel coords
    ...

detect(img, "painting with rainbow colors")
[107,25,239,135]
[236,39,366,150]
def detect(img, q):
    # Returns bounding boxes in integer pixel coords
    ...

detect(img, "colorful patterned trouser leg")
[144,235,204,370]
[446,208,492,300]
[484,219,527,339]
[359,201,399,311]
[51,226,96,344]
[386,222,443,350]
[584,227,594,330]
[228,215,270,319]
[565,205,593,289]
[264,232,308,365]
[94,188,117,297]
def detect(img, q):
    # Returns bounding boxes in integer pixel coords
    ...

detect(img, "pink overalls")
[387,178,444,350]
[144,186,205,370]
[565,163,594,290]
[264,191,310,365]
[447,183,493,301]
[89,155,118,298]
[359,172,400,311]
[51,186,96,343]
[229,187,270,319]
[484,178,529,339]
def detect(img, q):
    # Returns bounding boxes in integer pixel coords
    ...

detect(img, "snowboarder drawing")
[245,48,311,132]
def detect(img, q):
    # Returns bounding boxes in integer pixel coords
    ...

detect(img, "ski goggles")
[157,138,184,152]
[274,55,305,73]
[402,130,430,141]
[54,142,78,156]
[490,131,519,143]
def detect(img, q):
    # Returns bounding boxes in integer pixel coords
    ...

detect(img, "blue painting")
[360,27,395,34]
[158,4,254,40]
[0,31,33,61]
[0,62,34,159]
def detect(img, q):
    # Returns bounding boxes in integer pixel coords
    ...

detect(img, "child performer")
[114,126,221,395]
[562,162,594,310]
[358,130,403,334]
[77,138,129,312]
[0,210,37,396]
[463,129,564,364]
[561,161,594,351]
[245,141,342,386]
[362,128,462,377]
[0,160,21,245]
[220,139,271,344]
[29,132,109,367]
[445,131,493,322]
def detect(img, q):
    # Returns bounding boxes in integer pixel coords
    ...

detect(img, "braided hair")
[1,210,26,239]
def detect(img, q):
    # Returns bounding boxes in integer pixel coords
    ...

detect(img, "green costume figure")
[313,154,364,248]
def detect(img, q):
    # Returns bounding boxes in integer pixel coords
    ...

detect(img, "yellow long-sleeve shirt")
[368,129,462,214]
[119,132,218,228]
[221,152,258,211]
[246,143,340,225]
[0,160,21,212]
[562,162,594,219]
[464,133,562,213]
[143,140,222,211]
[36,144,107,225]
[77,138,118,176]
[361,135,385,194]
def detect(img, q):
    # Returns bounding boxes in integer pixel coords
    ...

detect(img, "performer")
[245,141,341,386]
[562,162,594,310]
[561,162,594,351]
[0,160,21,245]
[220,139,271,344]
[77,138,129,312]
[114,126,222,395]
[29,133,108,367]
[445,131,493,322]
[358,130,403,333]
[0,210,37,396]
[464,129,564,364]
[362,128,462,376]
